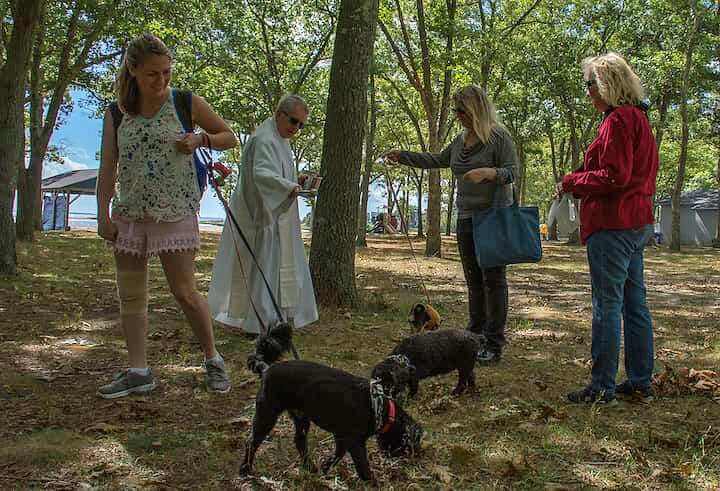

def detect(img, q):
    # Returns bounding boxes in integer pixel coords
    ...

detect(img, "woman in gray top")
[386,85,519,363]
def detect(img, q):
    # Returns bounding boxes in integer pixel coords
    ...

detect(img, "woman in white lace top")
[96,33,237,399]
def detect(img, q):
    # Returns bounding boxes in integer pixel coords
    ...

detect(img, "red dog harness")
[380,399,396,434]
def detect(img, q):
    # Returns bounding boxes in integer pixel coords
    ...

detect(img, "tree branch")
[294,24,334,92]
[395,0,419,77]
[83,49,123,68]
[437,0,456,145]
[500,0,542,40]
[377,18,422,91]
[384,76,427,151]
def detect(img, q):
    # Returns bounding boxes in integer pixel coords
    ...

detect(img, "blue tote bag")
[472,185,542,269]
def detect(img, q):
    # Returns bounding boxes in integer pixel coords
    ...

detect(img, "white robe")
[208,117,318,333]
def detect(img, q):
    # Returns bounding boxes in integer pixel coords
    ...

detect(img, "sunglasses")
[452,107,466,115]
[585,79,597,88]
[283,111,305,130]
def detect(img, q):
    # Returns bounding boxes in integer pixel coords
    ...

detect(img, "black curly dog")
[371,328,487,399]
[241,323,423,484]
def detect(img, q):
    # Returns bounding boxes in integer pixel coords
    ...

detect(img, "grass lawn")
[1,231,719,490]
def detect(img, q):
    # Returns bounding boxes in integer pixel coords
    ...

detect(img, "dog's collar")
[380,399,396,434]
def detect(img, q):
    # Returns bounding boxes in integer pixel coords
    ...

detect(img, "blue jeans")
[586,225,654,396]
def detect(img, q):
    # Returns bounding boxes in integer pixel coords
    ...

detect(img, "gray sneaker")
[205,358,231,394]
[97,369,156,399]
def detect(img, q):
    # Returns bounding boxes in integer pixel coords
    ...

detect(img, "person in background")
[208,94,318,335]
[560,53,658,406]
[96,33,238,398]
[385,85,519,364]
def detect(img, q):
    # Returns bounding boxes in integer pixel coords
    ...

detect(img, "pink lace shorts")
[113,214,201,257]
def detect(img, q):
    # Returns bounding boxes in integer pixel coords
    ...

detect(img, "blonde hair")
[453,85,499,144]
[115,33,171,115]
[582,52,645,107]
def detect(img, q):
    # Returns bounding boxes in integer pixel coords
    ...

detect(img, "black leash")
[200,146,300,360]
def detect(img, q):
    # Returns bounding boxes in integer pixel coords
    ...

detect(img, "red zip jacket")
[561,105,658,243]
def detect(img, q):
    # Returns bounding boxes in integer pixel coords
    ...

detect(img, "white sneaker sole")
[208,384,231,394]
[96,381,157,399]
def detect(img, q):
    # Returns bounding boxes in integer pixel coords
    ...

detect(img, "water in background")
[64,213,224,232]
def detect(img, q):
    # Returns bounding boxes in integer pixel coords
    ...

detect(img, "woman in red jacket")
[560,53,658,406]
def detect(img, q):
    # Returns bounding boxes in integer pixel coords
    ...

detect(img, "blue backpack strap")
[171,88,208,194]
[109,102,123,135]
[171,88,193,132]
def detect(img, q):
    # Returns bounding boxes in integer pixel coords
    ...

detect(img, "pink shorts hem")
[113,215,200,257]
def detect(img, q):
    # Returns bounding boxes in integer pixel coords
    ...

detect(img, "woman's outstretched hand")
[383,150,402,163]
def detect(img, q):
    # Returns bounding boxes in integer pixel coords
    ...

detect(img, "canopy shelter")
[41,169,97,231]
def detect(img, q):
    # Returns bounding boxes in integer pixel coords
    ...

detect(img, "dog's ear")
[423,304,441,330]
[409,303,426,331]
[270,322,293,343]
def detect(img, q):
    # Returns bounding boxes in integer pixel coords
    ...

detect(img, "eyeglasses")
[283,111,305,130]
[453,107,466,115]
[585,79,597,88]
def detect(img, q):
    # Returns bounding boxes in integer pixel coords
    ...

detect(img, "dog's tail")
[246,322,293,376]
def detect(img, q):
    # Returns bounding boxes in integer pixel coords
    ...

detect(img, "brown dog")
[408,303,441,333]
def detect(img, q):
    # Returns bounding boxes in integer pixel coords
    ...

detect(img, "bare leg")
[115,252,149,368]
[159,250,217,358]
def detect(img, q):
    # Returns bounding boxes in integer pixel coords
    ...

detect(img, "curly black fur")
[372,329,487,398]
[246,322,293,375]
[240,323,423,483]
[240,361,423,483]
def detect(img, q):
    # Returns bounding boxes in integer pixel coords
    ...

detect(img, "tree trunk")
[416,170,424,238]
[715,152,720,247]
[18,1,119,239]
[654,90,671,151]
[445,174,455,235]
[15,152,44,240]
[386,174,394,214]
[356,70,377,248]
[425,168,442,256]
[0,0,44,275]
[670,4,699,252]
[309,0,378,307]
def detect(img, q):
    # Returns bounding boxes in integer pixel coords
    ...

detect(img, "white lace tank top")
[112,92,200,222]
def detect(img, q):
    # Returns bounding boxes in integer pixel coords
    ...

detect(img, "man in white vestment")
[208,94,318,334]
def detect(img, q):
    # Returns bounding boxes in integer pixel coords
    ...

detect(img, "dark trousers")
[456,218,508,353]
